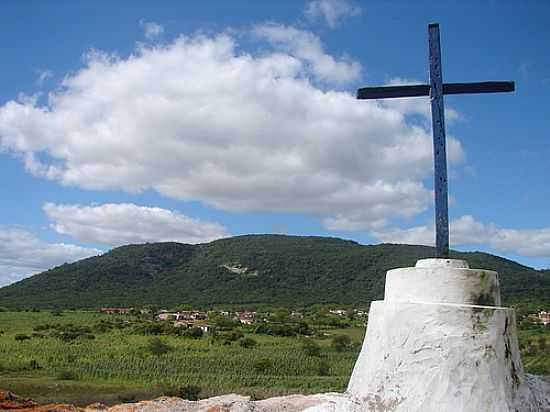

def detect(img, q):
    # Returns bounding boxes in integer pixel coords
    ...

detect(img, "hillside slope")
[0,235,548,309]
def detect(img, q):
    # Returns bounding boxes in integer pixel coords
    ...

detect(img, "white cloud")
[371,215,550,257]
[0,30,464,231]
[0,227,101,287]
[252,23,361,84]
[43,203,230,246]
[305,0,361,28]
[382,78,460,123]
[36,70,52,87]
[140,20,164,39]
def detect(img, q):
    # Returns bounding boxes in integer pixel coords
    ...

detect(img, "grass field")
[0,310,548,406]
[0,311,361,405]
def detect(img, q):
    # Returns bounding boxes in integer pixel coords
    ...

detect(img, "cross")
[357,23,514,258]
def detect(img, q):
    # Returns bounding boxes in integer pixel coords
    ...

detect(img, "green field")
[0,310,548,406]
[0,311,362,405]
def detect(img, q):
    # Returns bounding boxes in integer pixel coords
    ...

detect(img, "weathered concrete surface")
[1,383,549,412]
[385,259,501,306]
[0,392,358,412]
[347,258,548,412]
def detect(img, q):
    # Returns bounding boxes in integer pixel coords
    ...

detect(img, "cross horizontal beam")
[357,81,515,100]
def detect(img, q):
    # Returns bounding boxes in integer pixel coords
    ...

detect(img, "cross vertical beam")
[428,23,449,258]
[355,24,514,259]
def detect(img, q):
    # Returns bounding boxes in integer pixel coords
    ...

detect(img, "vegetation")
[164,384,202,401]
[146,337,173,356]
[0,235,548,309]
[0,311,362,405]
[0,307,548,406]
[331,335,353,352]
[0,235,548,405]
[239,337,257,349]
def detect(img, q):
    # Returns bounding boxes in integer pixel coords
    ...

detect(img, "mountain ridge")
[1,234,548,309]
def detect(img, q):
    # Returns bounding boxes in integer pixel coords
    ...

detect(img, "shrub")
[14,334,31,342]
[253,358,273,373]
[538,336,547,352]
[302,340,321,357]
[331,334,352,352]
[135,323,165,335]
[254,323,296,337]
[239,337,257,349]
[146,337,172,356]
[118,393,138,403]
[56,332,80,342]
[183,327,204,339]
[164,384,202,401]
[218,329,243,343]
[57,370,78,380]
[93,322,114,333]
[295,321,313,336]
[318,360,330,376]
[29,359,42,370]
[34,323,55,331]
[214,317,240,331]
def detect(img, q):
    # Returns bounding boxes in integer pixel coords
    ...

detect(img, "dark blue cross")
[357,23,515,258]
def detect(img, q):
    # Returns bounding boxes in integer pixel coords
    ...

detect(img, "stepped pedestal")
[346,259,541,412]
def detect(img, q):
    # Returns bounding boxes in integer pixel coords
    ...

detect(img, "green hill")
[0,235,549,309]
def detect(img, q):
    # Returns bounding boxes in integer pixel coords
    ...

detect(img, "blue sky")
[1,0,549,286]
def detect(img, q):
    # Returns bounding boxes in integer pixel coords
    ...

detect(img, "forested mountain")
[0,235,548,309]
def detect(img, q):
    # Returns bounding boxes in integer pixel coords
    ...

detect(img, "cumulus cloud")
[43,203,230,246]
[252,23,361,84]
[0,227,101,287]
[371,215,550,257]
[0,29,464,231]
[305,0,361,28]
[140,20,164,39]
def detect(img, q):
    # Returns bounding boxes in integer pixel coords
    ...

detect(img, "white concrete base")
[345,259,543,412]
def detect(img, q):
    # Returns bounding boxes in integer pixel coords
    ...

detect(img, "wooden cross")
[357,23,514,258]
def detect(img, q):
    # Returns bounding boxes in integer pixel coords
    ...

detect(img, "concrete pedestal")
[346,259,542,412]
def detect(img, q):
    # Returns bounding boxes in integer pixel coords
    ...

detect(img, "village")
[99,306,550,332]
[99,307,370,335]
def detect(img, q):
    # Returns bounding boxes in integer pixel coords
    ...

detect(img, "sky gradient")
[1,0,549,287]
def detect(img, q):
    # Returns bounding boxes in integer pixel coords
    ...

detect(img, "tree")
[295,321,313,336]
[213,317,239,331]
[302,340,321,357]
[146,337,172,356]
[253,358,273,373]
[239,337,257,349]
[183,327,204,339]
[223,330,244,342]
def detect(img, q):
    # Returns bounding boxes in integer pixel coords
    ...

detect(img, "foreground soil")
[3,381,550,412]
[0,390,346,412]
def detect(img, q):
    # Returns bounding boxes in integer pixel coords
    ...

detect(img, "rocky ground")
[0,391,349,412]
[2,375,550,412]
